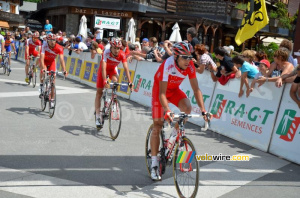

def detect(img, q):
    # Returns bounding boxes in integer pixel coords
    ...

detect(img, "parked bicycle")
[1,52,12,76]
[95,81,131,140]
[145,112,211,198]
[40,70,65,118]
[27,55,39,88]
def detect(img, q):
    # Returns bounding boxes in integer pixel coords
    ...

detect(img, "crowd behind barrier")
[15,45,300,165]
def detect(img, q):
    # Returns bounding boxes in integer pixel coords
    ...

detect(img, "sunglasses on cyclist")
[179,55,193,60]
[48,39,56,42]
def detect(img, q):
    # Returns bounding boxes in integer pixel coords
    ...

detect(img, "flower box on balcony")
[231,8,245,20]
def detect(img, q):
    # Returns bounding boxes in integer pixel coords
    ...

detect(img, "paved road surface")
[0,60,299,198]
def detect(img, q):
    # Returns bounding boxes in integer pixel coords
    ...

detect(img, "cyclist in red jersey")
[95,38,133,128]
[150,42,209,181]
[40,33,67,107]
[25,31,41,83]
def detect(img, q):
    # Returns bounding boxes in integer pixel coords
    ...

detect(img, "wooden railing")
[177,0,232,16]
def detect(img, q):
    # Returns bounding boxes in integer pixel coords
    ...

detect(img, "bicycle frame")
[102,82,126,119]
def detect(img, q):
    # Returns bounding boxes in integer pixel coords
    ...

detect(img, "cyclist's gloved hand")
[164,110,174,123]
[128,81,133,92]
[104,80,110,89]
[202,111,212,122]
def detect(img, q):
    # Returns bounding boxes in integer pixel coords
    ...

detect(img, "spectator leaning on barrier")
[258,48,294,88]
[96,39,104,50]
[210,47,238,85]
[232,56,259,98]
[74,37,88,54]
[236,50,258,78]
[290,65,300,108]
[279,50,300,88]
[193,44,217,74]
[247,59,270,97]
[279,39,297,67]
[255,50,268,63]
[90,41,102,59]
[102,38,110,50]
[160,40,173,61]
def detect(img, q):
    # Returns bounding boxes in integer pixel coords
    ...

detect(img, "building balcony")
[0,10,24,24]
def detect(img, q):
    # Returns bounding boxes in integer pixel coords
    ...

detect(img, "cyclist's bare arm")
[40,53,46,70]
[59,53,67,74]
[189,78,206,113]
[159,81,171,112]
[37,46,41,55]
[25,45,29,58]
[1,40,4,53]
[101,60,108,82]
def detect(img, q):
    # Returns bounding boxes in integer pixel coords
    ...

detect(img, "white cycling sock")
[151,156,159,168]
[96,114,100,119]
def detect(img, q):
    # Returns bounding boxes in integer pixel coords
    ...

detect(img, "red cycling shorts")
[41,60,56,74]
[96,66,118,88]
[25,50,39,60]
[152,84,187,119]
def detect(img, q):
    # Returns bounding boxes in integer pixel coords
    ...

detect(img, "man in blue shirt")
[232,55,259,98]
[44,20,53,34]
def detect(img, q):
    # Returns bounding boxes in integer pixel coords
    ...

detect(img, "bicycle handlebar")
[166,112,212,132]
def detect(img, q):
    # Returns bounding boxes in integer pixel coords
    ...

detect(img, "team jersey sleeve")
[37,40,42,47]
[103,50,108,62]
[120,51,127,63]
[188,61,197,79]
[162,61,169,82]
[58,46,64,55]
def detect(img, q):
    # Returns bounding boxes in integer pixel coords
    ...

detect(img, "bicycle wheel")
[32,66,37,88]
[5,61,10,76]
[108,98,121,140]
[28,70,32,85]
[2,62,6,74]
[48,84,56,118]
[173,137,199,198]
[41,82,47,111]
[145,124,165,177]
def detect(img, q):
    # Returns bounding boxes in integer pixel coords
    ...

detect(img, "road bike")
[27,55,39,88]
[1,52,11,76]
[40,70,65,118]
[145,112,211,198]
[95,81,130,140]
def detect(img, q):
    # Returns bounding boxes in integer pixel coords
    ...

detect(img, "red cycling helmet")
[172,42,193,56]
[33,32,40,38]
[46,33,56,40]
[110,38,122,48]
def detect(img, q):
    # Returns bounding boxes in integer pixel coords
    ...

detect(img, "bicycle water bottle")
[165,130,177,156]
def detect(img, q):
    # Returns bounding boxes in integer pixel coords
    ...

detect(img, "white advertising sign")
[209,79,284,152]
[95,16,120,30]
[269,83,300,165]
[130,61,160,107]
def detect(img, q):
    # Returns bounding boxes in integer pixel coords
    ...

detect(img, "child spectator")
[232,56,259,98]
[247,59,270,97]
[210,47,238,85]
[90,41,102,59]
[194,44,217,74]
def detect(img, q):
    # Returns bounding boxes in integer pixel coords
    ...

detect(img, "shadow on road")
[59,125,112,141]
[6,107,49,118]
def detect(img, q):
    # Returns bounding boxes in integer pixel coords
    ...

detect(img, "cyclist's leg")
[150,85,164,180]
[48,61,56,99]
[25,51,30,81]
[95,66,107,124]
[8,51,11,66]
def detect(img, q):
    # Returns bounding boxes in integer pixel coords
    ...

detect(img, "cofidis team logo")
[276,109,300,142]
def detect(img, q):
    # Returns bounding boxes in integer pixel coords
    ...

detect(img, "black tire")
[32,66,37,88]
[173,137,199,198]
[5,61,10,76]
[28,71,32,85]
[41,82,47,111]
[49,84,56,118]
[145,124,164,177]
[108,98,121,140]
[2,61,6,74]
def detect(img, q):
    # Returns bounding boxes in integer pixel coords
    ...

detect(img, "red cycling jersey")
[96,48,127,88]
[152,56,196,119]
[25,38,41,59]
[41,42,64,71]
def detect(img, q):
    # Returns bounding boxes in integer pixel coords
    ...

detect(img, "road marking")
[125,149,290,198]
[0,166,120,198]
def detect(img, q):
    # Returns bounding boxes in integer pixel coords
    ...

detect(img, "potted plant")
[231,3,247,20]
[269,10,279,28]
